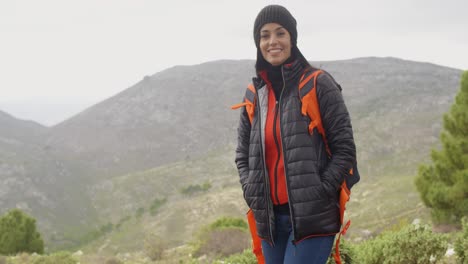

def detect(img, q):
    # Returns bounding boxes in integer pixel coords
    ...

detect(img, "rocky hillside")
[47,57,462,179]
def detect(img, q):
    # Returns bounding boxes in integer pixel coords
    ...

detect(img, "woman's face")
[259,23,292,66]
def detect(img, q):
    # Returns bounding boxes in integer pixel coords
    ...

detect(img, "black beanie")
[253,5,297,48]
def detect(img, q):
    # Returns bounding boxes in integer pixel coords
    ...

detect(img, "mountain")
[0,110,98,249]
[47,60,253,178]
[0,57,462,250]
[0,110,47,143]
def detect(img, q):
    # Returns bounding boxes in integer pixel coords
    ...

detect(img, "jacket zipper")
[278,66,298,243]
[254,80,275,246]
[272,101,281,205]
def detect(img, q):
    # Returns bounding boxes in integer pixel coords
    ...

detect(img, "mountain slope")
[48,57,461,179]
[0,111,98,250]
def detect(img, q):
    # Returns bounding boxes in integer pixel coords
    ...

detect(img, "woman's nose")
[268,36,278,45]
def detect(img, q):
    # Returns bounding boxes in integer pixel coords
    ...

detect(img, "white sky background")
[1,0,467,126]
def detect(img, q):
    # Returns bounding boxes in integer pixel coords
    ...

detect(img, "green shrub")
[149,197,167,216]
[100,222,113,234]
[193,217,250,259]
[355,224,448,264]
[135,207,145,218]
[0,209,44,255]
[209,217,248,231]
[455,217,468,264]
[32,251,77,264]
[327,239,355,264]
[115,215,131,230]
[180,182,212,195]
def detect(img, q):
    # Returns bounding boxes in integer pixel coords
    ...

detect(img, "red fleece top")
[264,82,288,206]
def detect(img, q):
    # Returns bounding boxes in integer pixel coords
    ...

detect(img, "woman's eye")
[277,32,285,37]
[261,35,269,39]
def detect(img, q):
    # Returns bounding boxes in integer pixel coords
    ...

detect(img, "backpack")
[232,69,360,264]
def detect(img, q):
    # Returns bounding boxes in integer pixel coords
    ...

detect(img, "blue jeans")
[261,213,335,264]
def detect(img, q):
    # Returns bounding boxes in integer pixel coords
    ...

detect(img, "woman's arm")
[316,73,356,197]
[235,105,252,199]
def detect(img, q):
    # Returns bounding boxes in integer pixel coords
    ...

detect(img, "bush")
[180,182,212,195]
[209,217,248,230]
[115,215,131,230]
[135,207,145,218]
[144,234,167,261]
[193,217,250,259]
[149,197,167,216]
[355,224,448,264]
[326,239,355,264]
[0,209,44,255]
[32,251,77,264]
[100,222,113,233]
[455,217,468,264]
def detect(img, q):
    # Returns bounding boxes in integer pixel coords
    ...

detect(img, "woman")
[234,5,357,264]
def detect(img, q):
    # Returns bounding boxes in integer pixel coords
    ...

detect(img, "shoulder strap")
[298,70,331,155]
[231,84,256,124]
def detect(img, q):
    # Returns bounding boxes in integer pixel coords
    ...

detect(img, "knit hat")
[253,5,310,72]
[253,5,297,48]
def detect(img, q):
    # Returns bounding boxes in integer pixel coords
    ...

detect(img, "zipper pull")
[273,101,278,113]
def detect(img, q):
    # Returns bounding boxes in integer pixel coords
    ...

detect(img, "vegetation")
[354,223,448,264]
[75,222,116,249]
[115,215,131,230]
[31,251,77,264]
[135,207,145,219]
[327,239,355,264]
[143,234,167,261]
[0,252,77,264]
[208,217,248,230]
[0,209,44,255]
[455,217,468,264]
[149,197,167,216]
[192,217,250,260]
[415,71,468,224]
[180,181,212,195]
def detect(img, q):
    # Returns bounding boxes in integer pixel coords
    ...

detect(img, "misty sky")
[1,0,467,126]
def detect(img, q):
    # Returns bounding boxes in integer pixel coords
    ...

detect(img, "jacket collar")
[253,59,305,89]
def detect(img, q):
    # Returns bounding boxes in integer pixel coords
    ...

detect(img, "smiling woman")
[259,24,292,66]
[233,5,359,264]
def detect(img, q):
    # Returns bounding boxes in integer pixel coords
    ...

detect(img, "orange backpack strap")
[231,84,256,124]
[247,209,265,264]
[298,70,331,155]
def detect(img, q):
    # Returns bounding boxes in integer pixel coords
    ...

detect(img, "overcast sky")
[1,0,467,126]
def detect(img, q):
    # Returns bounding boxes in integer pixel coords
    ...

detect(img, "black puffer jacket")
[235,60,356,244]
